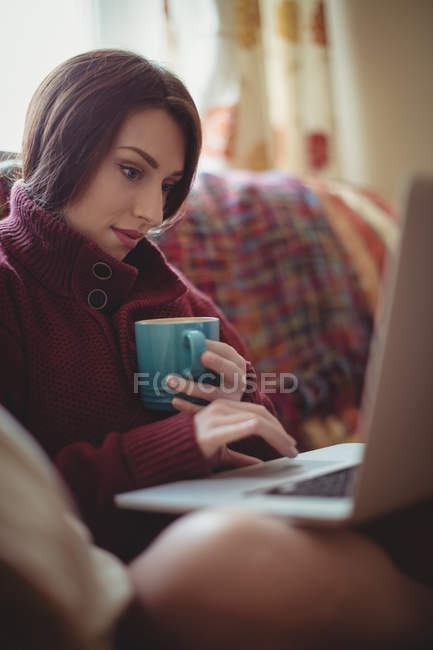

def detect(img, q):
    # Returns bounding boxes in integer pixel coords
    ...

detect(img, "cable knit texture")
[0,181,277,558]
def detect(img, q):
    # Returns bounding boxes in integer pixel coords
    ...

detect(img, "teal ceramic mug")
[135,317,220,411]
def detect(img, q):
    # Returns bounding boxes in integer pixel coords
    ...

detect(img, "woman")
[2,50,432,650]
[0,49,297,558]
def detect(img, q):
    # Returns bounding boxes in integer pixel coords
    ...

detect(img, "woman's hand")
[166,339,247,405]
[172,397,298,471]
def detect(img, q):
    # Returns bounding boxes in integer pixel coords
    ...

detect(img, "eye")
[119,165,142,181]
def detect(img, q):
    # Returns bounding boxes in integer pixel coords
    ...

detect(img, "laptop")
[116,175,433,526]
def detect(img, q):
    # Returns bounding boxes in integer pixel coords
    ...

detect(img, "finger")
[210,416,261,442]
[201,349,239,374]
[202,341,246,374]
[250,414,298,457]
[167,372,244,402]
[201,352,246,389]
[195,398,281,433]
[166,374,219,400]
[171,397,204,414]
[212,399,285,429]
[172,397,261,420]
[204,339,246,367]
[212,410,265,428]
[209,410,297,458]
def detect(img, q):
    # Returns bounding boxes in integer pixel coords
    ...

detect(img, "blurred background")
[1,0,432,207]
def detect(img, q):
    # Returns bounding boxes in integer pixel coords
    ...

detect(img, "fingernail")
[166,375,180,389]
[286,444,298,458]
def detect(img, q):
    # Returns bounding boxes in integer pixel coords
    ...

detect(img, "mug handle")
[182,330,207,378]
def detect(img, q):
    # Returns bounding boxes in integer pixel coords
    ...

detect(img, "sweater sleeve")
[55,411,212,523]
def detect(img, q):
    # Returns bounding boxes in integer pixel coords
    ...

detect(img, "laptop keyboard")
[263,466,359,498]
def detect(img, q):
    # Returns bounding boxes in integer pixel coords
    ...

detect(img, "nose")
[133,181,164,228]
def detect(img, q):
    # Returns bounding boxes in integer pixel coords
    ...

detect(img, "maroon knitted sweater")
[0,182,277,557]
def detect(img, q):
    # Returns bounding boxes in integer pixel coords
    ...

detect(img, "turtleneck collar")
[1,181,187,314]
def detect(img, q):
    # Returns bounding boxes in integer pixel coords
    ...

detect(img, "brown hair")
[22,49,202,222]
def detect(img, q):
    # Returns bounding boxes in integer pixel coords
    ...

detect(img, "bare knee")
[127,509,433,650]
[128,509,284,610]
[128,509,300,649]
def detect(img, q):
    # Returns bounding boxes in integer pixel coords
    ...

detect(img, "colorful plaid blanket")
[158,170,397,446]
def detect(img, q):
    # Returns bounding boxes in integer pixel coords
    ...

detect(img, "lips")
[111,226,143,250]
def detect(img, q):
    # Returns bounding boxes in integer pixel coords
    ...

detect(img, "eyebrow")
[116,146,183,177]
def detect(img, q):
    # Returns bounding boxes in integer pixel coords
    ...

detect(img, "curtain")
[198,0,337,176]
[96,0,338,177]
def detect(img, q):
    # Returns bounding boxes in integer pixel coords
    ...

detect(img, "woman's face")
[63,107,186,261]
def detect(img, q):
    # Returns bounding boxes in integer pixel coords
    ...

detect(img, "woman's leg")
[126,509,433,650]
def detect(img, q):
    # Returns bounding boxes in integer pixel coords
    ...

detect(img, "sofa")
[0,159,398,450]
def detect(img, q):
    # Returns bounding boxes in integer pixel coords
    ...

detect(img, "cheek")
[72,196,112,234]
[88,181,123,223]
